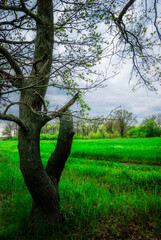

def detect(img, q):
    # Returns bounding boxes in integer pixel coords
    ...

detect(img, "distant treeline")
[2,109,161,140]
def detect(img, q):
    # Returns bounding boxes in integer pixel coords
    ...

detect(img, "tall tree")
[2,122,18,138]
[0,0,107,227]
[113,109,137,137]
[2,122,13,138]
[0,0,160,229]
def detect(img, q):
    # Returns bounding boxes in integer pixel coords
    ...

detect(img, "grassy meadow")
[0,138,161,239]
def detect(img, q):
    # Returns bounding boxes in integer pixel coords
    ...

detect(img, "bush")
[128,127,147,138]
[128,124,161,138]
[12,136,18,140]
[73,134,87,139]
[142,120,161,137]
[87,130,104,138]
[40,133,58,140]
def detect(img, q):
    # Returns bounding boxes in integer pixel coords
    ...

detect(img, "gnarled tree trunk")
[4,0,76,230]
[18,110,74,227]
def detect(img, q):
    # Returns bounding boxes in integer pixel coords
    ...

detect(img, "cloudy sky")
[85,73,161,121]
[47,63,161,121]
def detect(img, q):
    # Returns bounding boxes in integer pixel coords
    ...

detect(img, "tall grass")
[71,138,161,164]
[1,138,161,164]
[41,138,161,164]
[0,138,161,239]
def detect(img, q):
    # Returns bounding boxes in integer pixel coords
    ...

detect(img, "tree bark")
[9,0,76,230]
[46,110,75,183]
[18,123,61,225]
[18,110,74,228]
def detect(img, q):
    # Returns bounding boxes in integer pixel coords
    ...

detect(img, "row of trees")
[42,110,161,138]
[3,109,161,139]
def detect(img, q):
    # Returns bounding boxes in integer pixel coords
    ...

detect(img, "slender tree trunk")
[120,128,124,137]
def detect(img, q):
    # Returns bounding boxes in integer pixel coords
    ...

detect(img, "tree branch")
[44,92,79,122]
[3,101,44,117]
[0,46,22,76]
[154,0,161,41]
[0,3,41,24]
[0,46,23,88]
[0,39,34,44]
[46,109,74,183]
[0,69,14,80]
[117,0,136,23]
[0,69,21,88]
[0,113,27,132]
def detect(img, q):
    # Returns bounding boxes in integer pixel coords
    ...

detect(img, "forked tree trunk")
[46,111,74,182]
[18,110,74,227]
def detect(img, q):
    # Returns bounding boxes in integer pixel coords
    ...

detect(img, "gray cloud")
[83,65,161,122]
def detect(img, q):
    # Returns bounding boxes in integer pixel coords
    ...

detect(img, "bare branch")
[0,69,14,80]
[0,3,41,23]
[117,0,136,23]
[3,101,43,117]
[44,92,79,122]
[0,69,21,88]
[154,0,161,41]
[0,46,23,83]
[3,102,21,114]
[0,112,27,131]
[0,39,34,44]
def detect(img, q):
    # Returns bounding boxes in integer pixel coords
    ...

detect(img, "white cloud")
[83,64,161,122]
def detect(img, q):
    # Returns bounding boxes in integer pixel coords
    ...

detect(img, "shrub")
[128,127,147,138]
[40,133,58,140]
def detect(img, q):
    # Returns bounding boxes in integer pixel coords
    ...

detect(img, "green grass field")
[0,138,161,239]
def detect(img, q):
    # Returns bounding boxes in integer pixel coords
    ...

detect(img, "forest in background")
[2,109,161,140]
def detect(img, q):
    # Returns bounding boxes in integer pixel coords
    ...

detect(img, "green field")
[0,138,161,239]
